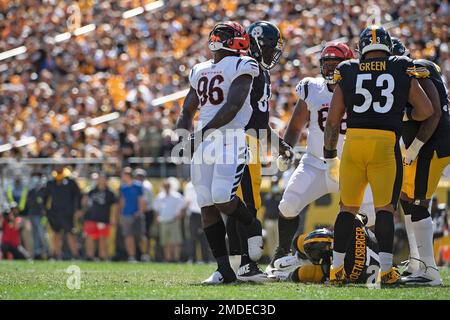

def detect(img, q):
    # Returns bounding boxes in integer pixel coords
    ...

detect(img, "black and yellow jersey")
[344,217,380,283]
[402,59,450,158]
[334,56,420,136]
[246,66,271,135]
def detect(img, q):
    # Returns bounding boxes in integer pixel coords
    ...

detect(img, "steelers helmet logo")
[251,26,263,38]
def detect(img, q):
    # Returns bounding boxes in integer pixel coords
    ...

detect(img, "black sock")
[236,222,251,265]
[278,214,299,253]
[375,210,394,254]
[333,211,355,253]
[400,199,412,216]
[237,206,256,265]
[225,217,241,256]
[229,198,254,226]
[410,205,430,222]
[204,220,228,259]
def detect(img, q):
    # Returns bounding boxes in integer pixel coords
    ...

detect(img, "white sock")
[332,251,345,268]
[413,217,437,269]
[379,252,393,272]
[228,255,241,274]
[404,214,420,271]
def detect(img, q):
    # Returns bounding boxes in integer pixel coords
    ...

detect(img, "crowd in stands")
[0,0,448,168]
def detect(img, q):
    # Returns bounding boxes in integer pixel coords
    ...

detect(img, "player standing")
[323,25,434,285]
[391,38,449,286]
[176,21,262,284]
[225,21,290,282]
[266,42,376,276]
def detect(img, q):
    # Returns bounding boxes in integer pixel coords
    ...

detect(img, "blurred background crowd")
[0,1,449,264]
[0,0,449,169]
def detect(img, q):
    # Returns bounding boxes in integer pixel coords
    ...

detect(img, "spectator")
[133,168,153,262]
[263,182,283,259]
[119,167,147,262]
[0,203,30,260]
[43,164,82,260]
[24,171,49,260]
[153,178,185,262]
[82,173,118,261]
[5,175,33,255]
[184,181,211,263]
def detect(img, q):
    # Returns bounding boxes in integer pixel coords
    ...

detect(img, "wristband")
[323,147,337,159]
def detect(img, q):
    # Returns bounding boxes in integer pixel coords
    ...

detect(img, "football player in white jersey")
[266,42,376,276]
[176,21,262,284]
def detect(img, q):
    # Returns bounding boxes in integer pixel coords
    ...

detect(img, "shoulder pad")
[295,77,315,100]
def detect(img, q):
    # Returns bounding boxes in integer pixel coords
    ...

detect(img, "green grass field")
[0,261,449,300]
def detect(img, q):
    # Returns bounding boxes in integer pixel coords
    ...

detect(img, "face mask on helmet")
[208,23,249,54]
[320,58,343,84]
[319,43,353,84]
[249,23,283,70]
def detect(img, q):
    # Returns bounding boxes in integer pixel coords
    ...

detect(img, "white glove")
[403,138,424,165]
[325,157,340,184]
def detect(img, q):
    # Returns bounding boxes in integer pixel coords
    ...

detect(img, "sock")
[375,211,394,252]
[278,214,299,253]
[236,222,251,266]
[404,215,421,269]
[204,220,228,260]
[204,220,235,280]
[400,199,420,271]
[229,198,254,226]
[225,216,241,256]
[413,216,437,269]
[379,252,393,273]
[332,211,355,268]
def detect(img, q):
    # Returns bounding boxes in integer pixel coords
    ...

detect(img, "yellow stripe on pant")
[236,134,262,211]
[402,151,450,200]
[340,128,402,208]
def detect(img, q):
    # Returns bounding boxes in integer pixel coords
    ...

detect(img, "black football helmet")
[247,21,283,70]
[358,25,392,57]
[303,228,334,265]
[391,37,411,57]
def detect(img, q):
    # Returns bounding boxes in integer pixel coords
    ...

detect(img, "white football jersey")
[189,55,260,130]
[295,77,346,168]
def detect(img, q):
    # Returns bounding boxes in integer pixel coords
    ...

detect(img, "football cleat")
[266,247,288,277]
[237,262,269,283]
[401,267,443,286]
[328,265,346,285]
[379,267,401,285]
[202,270,225,285]
[274,254,303,273]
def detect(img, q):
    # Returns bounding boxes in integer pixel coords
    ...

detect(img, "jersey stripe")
[236,57,243,71]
